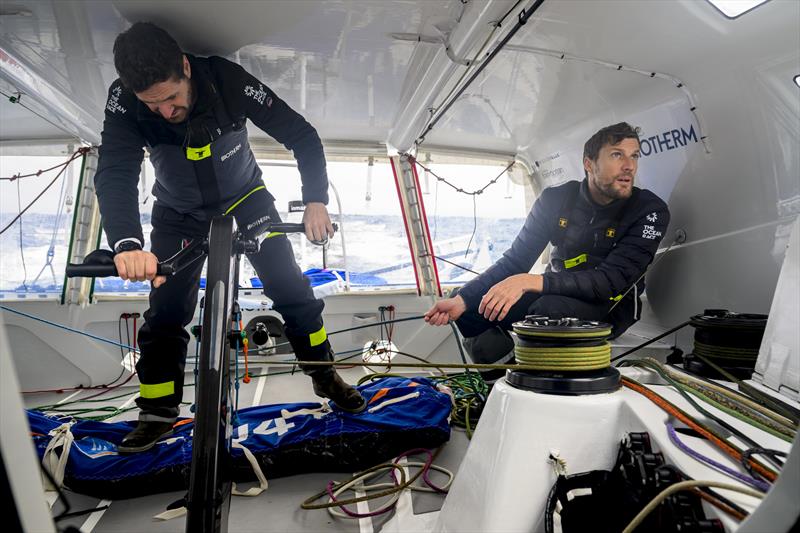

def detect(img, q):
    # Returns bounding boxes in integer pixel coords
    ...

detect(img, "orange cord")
[693,488,747,521]
[622,377,777,483]
[240,320,250,384]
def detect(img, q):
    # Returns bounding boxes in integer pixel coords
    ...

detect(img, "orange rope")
[622,377,777,482]
[693,488,747,521]
[240,320,250,384]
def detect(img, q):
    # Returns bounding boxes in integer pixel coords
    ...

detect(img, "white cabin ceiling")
[0,0,797,158]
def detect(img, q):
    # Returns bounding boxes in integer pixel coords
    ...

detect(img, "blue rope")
[0,305,137,352]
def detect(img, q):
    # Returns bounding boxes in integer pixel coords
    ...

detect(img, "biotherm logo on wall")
[639,125,699,157]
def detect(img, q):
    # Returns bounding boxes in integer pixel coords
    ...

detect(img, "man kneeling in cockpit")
[425,122,670,379]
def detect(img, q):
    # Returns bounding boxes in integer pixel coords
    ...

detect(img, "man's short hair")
[583,122,641,163]
[113,22,184,93]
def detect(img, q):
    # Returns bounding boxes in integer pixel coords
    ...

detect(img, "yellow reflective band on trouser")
[564,253,587,269]
[223,185,267,215]
[309,326,327,347]
[186,144,211,161]
[609,294,623,302]
[139,381,175,399]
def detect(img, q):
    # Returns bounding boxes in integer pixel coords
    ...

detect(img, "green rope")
[678,384,794,442]
[511,327,612,338]
[513,342,611,371]
[432,372,487,439]
[694,341,759,361]
[624,360,792,463]
[691,351,800,424]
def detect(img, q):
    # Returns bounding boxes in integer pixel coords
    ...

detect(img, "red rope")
[0,146,90,181]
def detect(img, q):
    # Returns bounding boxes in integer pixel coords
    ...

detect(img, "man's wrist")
[527,274,544,293]
[114,238,143,254]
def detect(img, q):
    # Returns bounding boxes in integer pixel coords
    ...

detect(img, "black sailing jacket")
[458,179,670,310]
[95,55,328,248]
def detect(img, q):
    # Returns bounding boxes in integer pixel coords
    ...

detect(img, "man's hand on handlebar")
[302,202,335,244]
[114,250,167,288]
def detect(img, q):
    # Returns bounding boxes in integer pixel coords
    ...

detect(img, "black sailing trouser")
[453,288,639,365]
[135,197,327,422]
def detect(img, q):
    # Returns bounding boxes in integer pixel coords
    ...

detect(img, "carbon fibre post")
[186,215,236,533]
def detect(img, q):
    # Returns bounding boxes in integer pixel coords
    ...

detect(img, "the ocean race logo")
[106,85,126,115]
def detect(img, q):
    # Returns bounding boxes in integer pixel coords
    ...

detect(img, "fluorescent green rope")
[511,328,612,338]
[514,342,611,371]
[679,384,794,442]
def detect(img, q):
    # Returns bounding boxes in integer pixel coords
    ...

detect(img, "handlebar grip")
[267,222,306,234]
[65,263,119,278]
[267,222,338,234]
[65,263,174,278]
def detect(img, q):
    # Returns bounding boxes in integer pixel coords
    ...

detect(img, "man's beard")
[166,83,194,123]
[165,109,188,123]
[596,176,633,201]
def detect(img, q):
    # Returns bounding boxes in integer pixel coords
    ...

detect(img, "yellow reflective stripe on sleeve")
[309,326,327,347]
[223,185,267,215]
[564,253,587,269]
[186,144,211,161]
[139,381,175,399]
[609,294,623,302]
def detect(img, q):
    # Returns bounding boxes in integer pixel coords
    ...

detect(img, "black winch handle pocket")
[66,249,174,278]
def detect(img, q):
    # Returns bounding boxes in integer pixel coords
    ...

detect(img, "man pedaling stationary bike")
[94,22,365,453]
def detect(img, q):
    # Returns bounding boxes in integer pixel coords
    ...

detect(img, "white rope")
[367,392,420,413]
[41,422,75,490]
[154,441,271,521]
[231,440,269,497]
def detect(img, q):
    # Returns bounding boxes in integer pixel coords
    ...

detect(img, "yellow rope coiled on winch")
[511,326,612,371]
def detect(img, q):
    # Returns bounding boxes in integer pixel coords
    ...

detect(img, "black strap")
[194,158,220,207]
[183,82,237,208]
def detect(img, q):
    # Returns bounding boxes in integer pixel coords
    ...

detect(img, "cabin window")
[257,159,416,289]
[418,158,532,287]
[705,0,770,18]
[94,159,155,294]
[0,153,82,297]
[85,156,532,295]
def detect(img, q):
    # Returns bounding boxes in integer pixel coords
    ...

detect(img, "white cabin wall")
[512,0,799,328]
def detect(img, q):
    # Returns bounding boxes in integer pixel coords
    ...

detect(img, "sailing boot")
[288,334,366,413]
[311,368,367,412]
[117,421,175,453]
